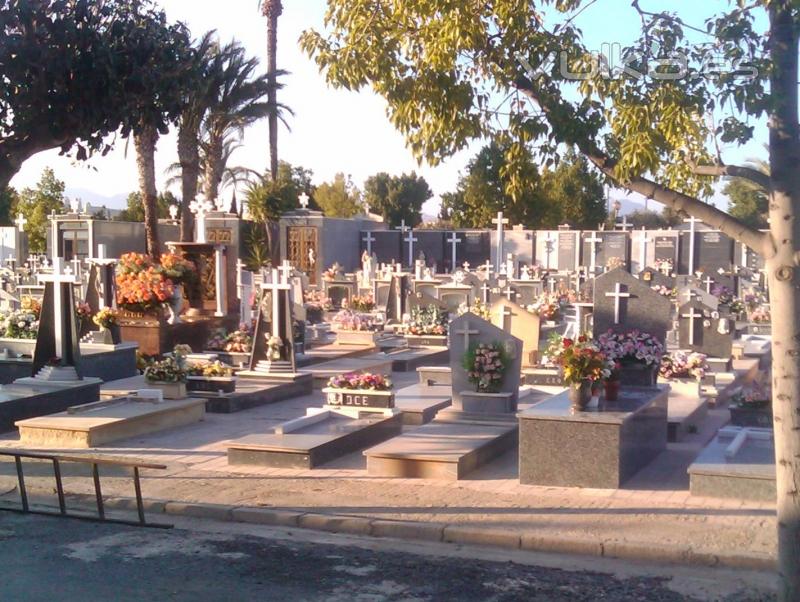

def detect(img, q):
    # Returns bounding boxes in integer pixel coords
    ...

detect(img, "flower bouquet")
[548,334,612,409]
[90,307,120,344]
[730,382,772,427]
[650,285,676,299]
[144,356,187,398]
[332,309,375,332]
[266,335,284,360]
[659,351,708,381]
[159,252,197,286]
[20,296,41,318]
[323,372,394,408]
[186,360,236,393]
[92,307,118,329]
[350,293,376,312]
[597,329,664,388]
[458,300,491,321]
[225,326,253,353]
[750,306,771,324]
[0,309,39,340]
[654,258,674,275]
[116,256,174,314]
[404,305,448,338]
[527,293,561,322]
[205,328,228,351]
[462,342,509,393]
[75,301,92,322]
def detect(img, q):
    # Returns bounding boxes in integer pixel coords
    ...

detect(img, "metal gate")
[287,226,318,285]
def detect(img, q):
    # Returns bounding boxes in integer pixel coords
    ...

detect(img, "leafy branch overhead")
[300,0,771,253]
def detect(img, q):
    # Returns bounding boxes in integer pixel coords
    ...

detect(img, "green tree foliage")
[245,161,317,225]
[117,191,175,223]
[0,0,191,190]
[363,172,431,227]
[13,168,66,253]
[0,187,17,226]
[315,173,362,218]
[441,145,604,229]
[625,209,679,229]
[725,178,768,229]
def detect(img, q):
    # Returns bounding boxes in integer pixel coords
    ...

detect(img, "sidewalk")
[0,372,777,571]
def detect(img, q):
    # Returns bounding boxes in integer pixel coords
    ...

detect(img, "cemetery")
[3,1,797,598]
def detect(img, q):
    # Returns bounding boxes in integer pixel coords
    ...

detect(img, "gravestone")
[592,268,671,343]
[406,290,448,312]
[638,267,674,289]
[385,274,410,323]
[678,299,734,359]
[412,231,445,269]
[81,264,101,339]
[448,312,523,411]
[677,287,719,310]
[460,231,490,267]
[557,231,578,271]
[489,298,540,368]
[601,232,630,270]
[247,269,297,375]
[369,231,402,264]
[654,235,678,264]
[695,230,734,275]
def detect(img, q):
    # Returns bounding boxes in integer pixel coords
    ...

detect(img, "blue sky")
[9,0,769,213]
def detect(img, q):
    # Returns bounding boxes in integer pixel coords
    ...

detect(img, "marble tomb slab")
[301,356,394,389]
[393,383,452,425]
[0,381,102,432]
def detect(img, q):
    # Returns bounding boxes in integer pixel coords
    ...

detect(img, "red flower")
[563,339,574,348]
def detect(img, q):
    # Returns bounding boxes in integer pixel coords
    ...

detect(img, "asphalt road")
[0,512,775,602]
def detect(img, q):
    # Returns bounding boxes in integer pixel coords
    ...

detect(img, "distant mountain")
[65,187,128,210]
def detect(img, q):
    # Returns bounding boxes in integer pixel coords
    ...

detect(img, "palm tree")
[202,42,291,204]
[175,31,220,242]
[260,0,283,179]
[134,125,160,256]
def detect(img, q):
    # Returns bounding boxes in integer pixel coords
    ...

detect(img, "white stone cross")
[362,231,376,255]
[70,256,82,278]
[681,306,704,346]
[394,219,408,235]
[404,229,418,267]
[480,281,491,304]
[454,319,479,349]
[604,282,631,325]
[447,232,461,272]
[703,275,715,294]
[617,215,632,231]
[38,257,80,359]
[261,268,292,339]
[585,232,603,274]
[278,259,294,284]
[298,192,310,210]
[189,198,214,243]
[500,304,517,332]
[492,211,509,272]
[503,285,516,301]
[14,213,27,232]
[684,216,701,274]
[462,261,471,272]
[636,227,652,270]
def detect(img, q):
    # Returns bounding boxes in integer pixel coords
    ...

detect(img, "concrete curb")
[2,488,777,572]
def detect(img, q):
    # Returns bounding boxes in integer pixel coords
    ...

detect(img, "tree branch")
[684,158,771,190]
[510,76,771,256]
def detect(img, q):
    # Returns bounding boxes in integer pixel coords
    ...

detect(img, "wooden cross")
[362,231,376,255]
[681,305,704,346]
[492,211,509,272]
[455,319,479,349]
[604,282,631,324]
[447,232,461,271]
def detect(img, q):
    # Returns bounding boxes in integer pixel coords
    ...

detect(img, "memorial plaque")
[696,231,734,274]
[678,299,734,359]
[369,231,402,264]
[460,231,491,267]
[602,232,630,270]
[412,231,445,270]
[557,232,577,271]
[654,235,678,264]
[504,230,534,265]
[324,389,394,409]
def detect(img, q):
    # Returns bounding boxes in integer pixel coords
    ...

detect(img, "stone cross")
[502,285,516,301]
[636,227,651,269]
[37,257,80,360]
[703,275,714,294]
[480,281,491,304]
[14,213,27,232]
[462,261,471,272]
[70,256,82,279]
[298,192,310,210]
[447,232,461,272]
[482,260,493,276]
[492,211,509,272]
[189,198,214,243]
[394,219,408,235]
[404,229,418,267]
[604,282,631,325]
[617,215,632,231]
[454,319,479,349]
[362,231,375,255]
[262,268,292,336]
[278,259,294,284]
[684,215,701,274]
[586,232,602,274]
[169,205,179,221]
[544,233,556,268]
[681,306,703,346]
[505,253,516,280]
[500,304,517,332]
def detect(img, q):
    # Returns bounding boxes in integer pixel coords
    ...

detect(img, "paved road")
[0,512,775,601]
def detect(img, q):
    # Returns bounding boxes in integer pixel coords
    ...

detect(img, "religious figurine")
[308,247,316,268]
[520,265,532,281]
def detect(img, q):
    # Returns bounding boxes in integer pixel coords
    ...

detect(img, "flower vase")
[167,284,183,325]
[568,380,593,411]
[604,379,620,402]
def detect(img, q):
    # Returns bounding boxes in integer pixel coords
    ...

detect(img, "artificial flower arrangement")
[750,306,771,323]
[144,356,186,383]
[596,329,665,369]
[349,293,376,312]
[711,284,735,306]
[304,289,333,311]
[547,334,612,385]
[0,309,39,339]
[732,382,771,409]
[205,328,228,351]
[75,301,92,321]
[332,309,375,331]
[462,342,510,393]
[115,253,174,313]
[187,360,234,378]
[659,350,708,381]
[605,256,626,271]
[728,297,746,317]
[527,293,562,321]
[743,292,766,313]
[651,285,677,299]
[405,305,448,336]
[159,252,197,285]
[20,296,41,318]
[654,258,674,274]
[92,307,118,329]
[457,300,491,321]
[266,334,283,360]
[225,325,253,353]
[326,372,392,391]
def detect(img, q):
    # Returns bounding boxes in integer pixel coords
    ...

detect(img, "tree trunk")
[265,0,282,180]
[203,132,224,204]
[767,4,800,600]
[177,123,198,242]
[134,126,160,257]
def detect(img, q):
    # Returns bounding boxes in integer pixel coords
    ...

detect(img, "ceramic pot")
[568,380,593,411]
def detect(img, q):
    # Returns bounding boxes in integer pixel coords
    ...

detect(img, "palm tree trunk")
[203,132,224,204]
[134,125,160,257]
[177,122,198,242]
[767,5,800,600]
[265,0,282,180]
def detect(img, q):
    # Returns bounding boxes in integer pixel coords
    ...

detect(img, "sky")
[9,0,769,215]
